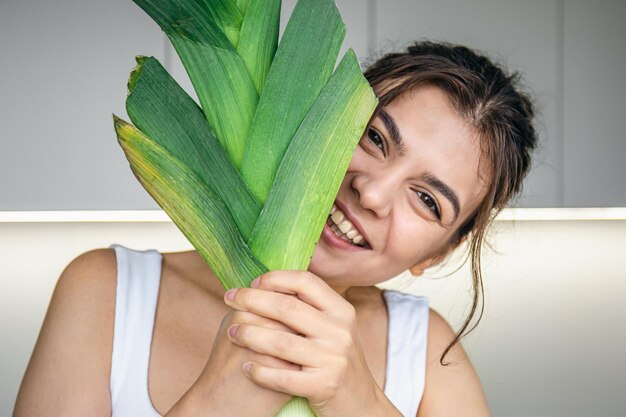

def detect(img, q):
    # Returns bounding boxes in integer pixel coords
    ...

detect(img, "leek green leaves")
[114,0,377,415]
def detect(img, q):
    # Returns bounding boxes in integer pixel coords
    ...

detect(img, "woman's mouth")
[320,203,371,250]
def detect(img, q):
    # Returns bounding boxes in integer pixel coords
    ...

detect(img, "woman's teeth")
[328,204,367,247]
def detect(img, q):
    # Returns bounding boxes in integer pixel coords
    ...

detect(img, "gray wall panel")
[0,0,165,210]
[563,0,626,207]
[1,0,625,209]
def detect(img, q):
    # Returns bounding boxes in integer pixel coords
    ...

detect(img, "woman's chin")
[308,246,350,284]
[307,246,331,277]
[308,245,372,291]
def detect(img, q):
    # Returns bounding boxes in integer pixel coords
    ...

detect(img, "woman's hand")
[167,308,297,417]
[222,271,394,417]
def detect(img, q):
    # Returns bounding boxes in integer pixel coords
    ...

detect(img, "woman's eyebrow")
[378,109,407,156]
[423,173,460,222]
[378,109,460,221]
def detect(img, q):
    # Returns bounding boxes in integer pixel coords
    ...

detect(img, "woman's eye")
[416,191,441,219]
[366,127,385,154]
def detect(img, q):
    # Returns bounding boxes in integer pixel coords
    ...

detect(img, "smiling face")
[309,84,491,292]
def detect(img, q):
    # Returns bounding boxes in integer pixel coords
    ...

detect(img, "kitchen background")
[1,0,625,416]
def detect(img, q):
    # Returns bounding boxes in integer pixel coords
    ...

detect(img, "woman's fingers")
[253,271,347,315]
[224,287,329,337]
[224,310,294,334]
[227,323,325,368]
[222,271,381,416]
[216,311,300,372]
[241,360,353,406]
[224,271,356,335]
[241,363,316,400]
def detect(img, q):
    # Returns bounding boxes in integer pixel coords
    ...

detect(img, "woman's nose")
[350,174,393,218]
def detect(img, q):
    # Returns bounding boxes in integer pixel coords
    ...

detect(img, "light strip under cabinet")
[495,207,626,221]
[0,210,171,223]
[1,208,626,223]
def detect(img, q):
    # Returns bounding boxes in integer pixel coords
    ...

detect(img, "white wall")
[2,215,626,416]
[1,0,625,209]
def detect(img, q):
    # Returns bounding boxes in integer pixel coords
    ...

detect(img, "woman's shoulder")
[50,248,118,325]
[416,308,491,416]
[52,248,120,319]
[62,247,118,284]
[45,246,119,352]
[13,248,118,416]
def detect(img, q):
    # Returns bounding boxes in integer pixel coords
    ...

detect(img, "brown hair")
[364,41,537,365]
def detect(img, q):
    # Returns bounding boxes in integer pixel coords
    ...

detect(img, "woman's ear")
[408,258,435,276]
[408,254,444,276]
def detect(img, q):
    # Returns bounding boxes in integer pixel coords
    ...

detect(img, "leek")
[114,0,378,415]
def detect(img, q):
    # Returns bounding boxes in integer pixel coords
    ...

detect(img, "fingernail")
[227,324,239,339]
[224,288,238,302]
[250,277,261,288]
[243,362,253,374]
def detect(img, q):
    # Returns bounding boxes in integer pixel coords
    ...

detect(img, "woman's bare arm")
[13,249,117,417]
[13,249,292,417]
[416,309,491,417]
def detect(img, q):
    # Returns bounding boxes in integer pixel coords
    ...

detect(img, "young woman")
[14,41,536,417]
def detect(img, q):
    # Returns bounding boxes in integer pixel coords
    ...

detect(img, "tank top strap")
[383,290,430,417]
[109,244,163,417]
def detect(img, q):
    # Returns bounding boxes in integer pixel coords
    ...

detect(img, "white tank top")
[109,244,429,417]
